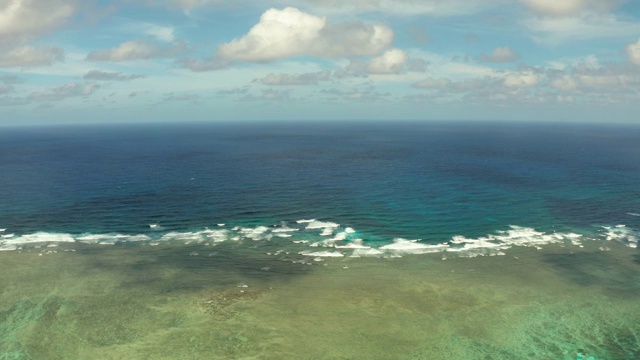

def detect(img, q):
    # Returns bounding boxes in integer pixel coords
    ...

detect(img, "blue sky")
[1,0,639,125]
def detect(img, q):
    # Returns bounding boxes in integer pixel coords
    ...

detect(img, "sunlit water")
[1,121,639,359]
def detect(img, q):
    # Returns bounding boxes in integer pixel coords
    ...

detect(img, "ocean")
[1,121,639,359]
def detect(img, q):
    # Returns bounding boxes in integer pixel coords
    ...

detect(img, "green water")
[1,241,639,359]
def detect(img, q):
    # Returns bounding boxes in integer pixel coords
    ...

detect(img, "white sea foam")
[335,239,370,249]
[319,228,334,236]
[380,238,449,255]
[161,231,203,243]
[10,232,76,244]
[350,248,385,257]
[201,229,228,242]
[628,213,640,217]
[305,220,340,230]
[299,250,345,258]
[602,225,638,248]
[0,232,76,250]
[1,220,637,260]
[237,226,269,240]
[447,226,583,256]
[0,228,5,232]
[271,226,299,233]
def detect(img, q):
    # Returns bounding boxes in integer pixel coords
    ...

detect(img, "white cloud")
[520,0,625,17]
[321,86,390,102]
[83,70,145,81]
[239,88,294,102]
[503,72,539,87]
[259,70,332,85]
[217,7,394,62]
[28,82,100,102]
[367,48,408,74]
[413,77,452,89]
[142,24,175,42]
[86,38,185,61]
[481,46,520,63]
[0,46,64,67]
[280,0,508,16]
[626,39,640,65]
[577,74,636,88]
[550,76,578,90]
[0,0,77,44]
[525,15,640,44]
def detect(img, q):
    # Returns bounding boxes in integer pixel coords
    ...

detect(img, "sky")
[0,0,639,125]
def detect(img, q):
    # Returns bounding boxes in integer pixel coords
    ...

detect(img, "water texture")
[0,121,639,358]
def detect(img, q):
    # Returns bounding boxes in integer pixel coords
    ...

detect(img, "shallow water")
[1,239,638,359]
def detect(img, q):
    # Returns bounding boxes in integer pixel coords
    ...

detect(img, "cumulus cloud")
[525,15,640,44]
[133,0,228,10]
[342,49,425,76]
[321,87,390,102]
[86,38,185,61]
[367,48,408,74]
[626,39,640,65]
[413,77,452,89]
[503,72,539,87]
[278,0,508,16]
[83,70,145,81]
[259,70,332,86]
[217,7,394,62]
[239,88,294,102]
[481,46,520,63]
[520,0,625,17]
[28,82,100,102]
[0,0,77,45]
[550,76,578,91]
[414,76,495,92]
[0,46,64,67]
[142,24,175,42]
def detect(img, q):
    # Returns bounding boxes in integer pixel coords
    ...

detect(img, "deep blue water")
[1,121,639,246]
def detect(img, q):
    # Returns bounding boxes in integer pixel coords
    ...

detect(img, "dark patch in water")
[75,243,313,294]
[542,252,640,298]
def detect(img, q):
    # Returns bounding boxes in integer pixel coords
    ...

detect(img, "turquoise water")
[1,121,639,358]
